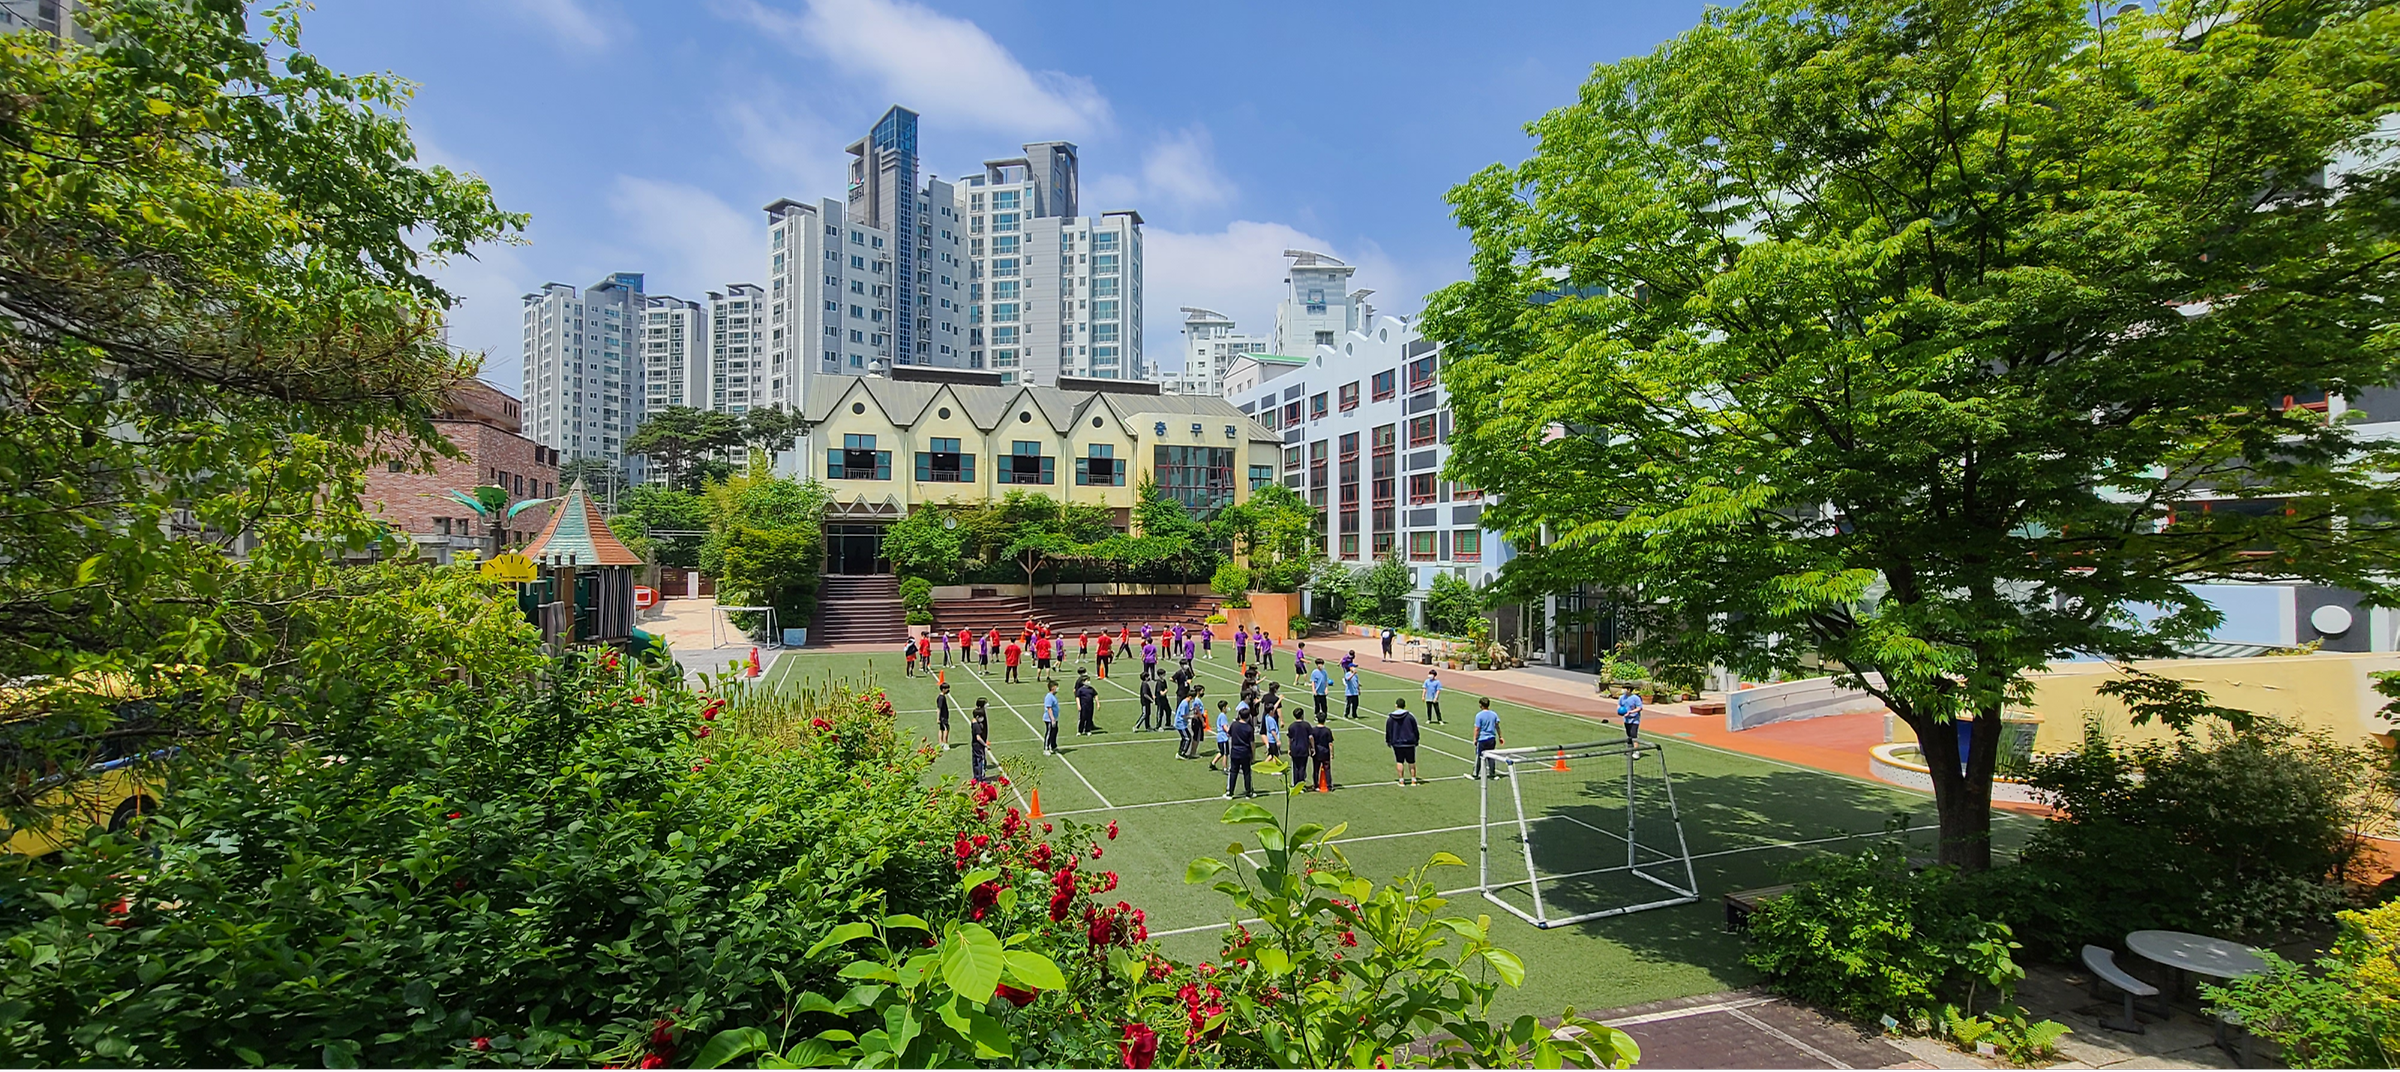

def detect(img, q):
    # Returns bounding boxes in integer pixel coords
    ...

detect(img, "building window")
[1282,401,1302,427]
[1339,431,1359,459]
[828,433,891,480]
[1408,472,1437,504]
[1284,445,1304,472]
[915,437,975,482]
[1371,370,1396,401]
[1340,533,1359,558]
[992,258,1020,278]
[1372,424,1396,452]
[1408,355,1438,393]
[1409,531,1438,561]
[1093,253,1119,274]
[1454,529,1482,562]
[1155,445,1236,511]
[1408,414,1437,447]
[1002,440,1055,485]
[993,212,1019,233]
[1454,484,1483,502]
[1075,444,1124,486]
[1249,465,1275,491]
[1311,392,1329,420]
[1372,531,1395,556]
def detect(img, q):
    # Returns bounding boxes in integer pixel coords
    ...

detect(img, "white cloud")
[605,177,767,297]
[722,0,1110,137]
[722,89,851,197]
[431,242,540,393]
[503,0,614,52]
[1087,127,1233,216]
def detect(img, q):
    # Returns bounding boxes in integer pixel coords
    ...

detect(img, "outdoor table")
[2125,930,2268,1058]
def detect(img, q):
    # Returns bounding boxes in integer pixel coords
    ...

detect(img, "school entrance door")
[825,523,888,575]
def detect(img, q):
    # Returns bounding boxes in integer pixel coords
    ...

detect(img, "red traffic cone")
[747,647,761,678]
[1028,787,1044,819]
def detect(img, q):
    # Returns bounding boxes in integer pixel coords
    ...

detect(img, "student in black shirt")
[1075,672,1099,734]
[936,680,954,750]
[1151,674,1172,734]
[1225,709,1257,798]
[1312,713,1335,792]
[1287,707,1315,789]
[969,700,991,783]
[1136,667,1156,730]
[1384,698,1422,786]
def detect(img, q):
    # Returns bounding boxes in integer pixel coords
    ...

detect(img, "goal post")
[1476,738,1701,929]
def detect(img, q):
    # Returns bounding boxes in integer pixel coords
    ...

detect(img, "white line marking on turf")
[1602,996,1777,1028]
[955,662,1113,810]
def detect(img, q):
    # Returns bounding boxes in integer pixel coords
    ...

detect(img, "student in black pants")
[1225,709,1257,798]
[1137,668,1156,730]
[936,681,954,750]
[1287,708,1314,790]
[1075,672,1098,734]
[1151,674,1172,734]
[1311,713,1335,792]
[969,700,991,783]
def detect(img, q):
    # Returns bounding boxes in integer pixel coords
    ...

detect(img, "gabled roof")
[798,372,1279,442]
[523,479,644,567]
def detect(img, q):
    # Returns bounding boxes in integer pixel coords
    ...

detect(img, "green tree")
[0,0,521,771]
[742,405,805,457]
[626,406,745,493]
[1425,572,1480,636]
[1422,0,2400,868]
[883,504,970,584]
[608,485,712,569]
[703,466,831,632]
[1133,475,1222,584]
[1360,554,1415,629]
[1219,483,1322,593]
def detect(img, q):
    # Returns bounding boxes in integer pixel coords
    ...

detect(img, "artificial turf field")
[754,641,2029,1019]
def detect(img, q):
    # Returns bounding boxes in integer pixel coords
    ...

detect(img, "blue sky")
[298,0,1707,392]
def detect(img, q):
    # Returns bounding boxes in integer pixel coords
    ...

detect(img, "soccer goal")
[1476,738,1701,929]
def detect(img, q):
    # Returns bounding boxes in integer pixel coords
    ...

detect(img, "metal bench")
[2082,945,2163,1033]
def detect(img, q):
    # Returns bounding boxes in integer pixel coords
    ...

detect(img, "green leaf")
[1220,801,1277,826]
[691,1027,773,1069]
[838,960,899,982]
[881,913,929,931]
[940,923,1005,1004]
[1427,850,1466,868]
[1255,946,1292,976]
[806,921,879,959]
[1480,947,1527,988]
[76,554,105,583]
[1001,949,1065,991]
[1186,857,1230,884]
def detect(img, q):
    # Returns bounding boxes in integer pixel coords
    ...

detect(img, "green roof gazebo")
[521,478,645,644]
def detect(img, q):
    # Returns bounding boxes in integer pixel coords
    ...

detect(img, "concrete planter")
[1868,743,2044,805]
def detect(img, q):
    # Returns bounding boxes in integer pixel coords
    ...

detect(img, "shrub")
[1995,719,2377,956]
[900,576,936,625]
[1744,842,2022,1025]
[2204,901,2400,1068]
[1360,555,1413,628]
[1287,614,1310,638]
[1425,572,1478,635]
[1211,562,1251,607]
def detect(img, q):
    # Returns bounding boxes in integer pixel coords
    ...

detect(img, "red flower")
[701,709,717,721]
[1106,820,1119,840]
[1340,930,1358,947]
[630,695,646,705]
[1102,871,1119,892]
[1089,844,1103,860]
[447,811,464,820]
[995,982,1040,1007]
[102,896,131,927]
[1119,1023,1159,1069]
[1041,822,1053,834]
[971,834,991,850]
[650,1018,675,1046]
[453,879,468,891]
[471,1037,492,1051]
[695,726,711,738]
[637,1056,667,1069]
[969,882,1000,910]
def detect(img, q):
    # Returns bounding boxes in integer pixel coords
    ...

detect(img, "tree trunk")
[1904,700,2008,871]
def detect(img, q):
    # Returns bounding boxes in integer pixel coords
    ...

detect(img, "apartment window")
[851,255,866,269]
[1092,232,1118,251]
[1093,253,1119,274]
[1282,401,1302,427]
[992,258,1020,278]
[1409,531,1438,561]
[1408,414,1437,447]
[1284,445,1304,471]
[992,191,1018,209]
[1453,529,1482,563]
[1249,465,1275,491]
[1371,370,1396,401]
[1002,440,1055,485]
[1408,355,1438,393]
[1408,472,1437,504]
[992,303,1020,323]
[1092,299,1119,320]
[992,235,1019,254]
[1155,445,1235,511]
[1454,484,1483,502]
[1311,392,1329,420]
[1372,531,1395,556]
[1340,532,1359,558]
[1372,424,1396,451]
[828,434,891,480]
[1339,431,1359,459]
[914,437,975,483]
[1075,444,1124,487]
[993,212,1020,233]
[1091,277,1119,297]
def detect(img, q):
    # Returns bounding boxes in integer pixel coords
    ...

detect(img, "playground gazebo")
[521,478,645,644]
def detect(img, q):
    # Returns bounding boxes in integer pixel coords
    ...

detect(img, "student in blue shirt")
[1617,688,1645,742]
[1472,698,1502,779]
[1310,659,1332,720]
[1422,668,1445,724]
[1212,700,1234,771]
[1170,687,1193,760]
[1343,667,1361,719]
[1042,681,1061,755]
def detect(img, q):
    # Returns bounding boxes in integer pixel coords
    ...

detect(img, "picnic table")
[2124,929,2268,1057]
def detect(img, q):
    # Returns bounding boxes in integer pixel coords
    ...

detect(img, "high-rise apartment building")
[522,272,647,476]
[1271,250,1361,357]
[0,0,90,43]
[1164,306,1264,396]
[641,295,706,411]
[959,144,1144,385]
[762,107,969,417]
[708,283,769,413]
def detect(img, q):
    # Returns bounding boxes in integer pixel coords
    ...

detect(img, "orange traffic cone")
[936,670,946,687]
[1552,749,1571,772]
[1028,787,1044,819]
[747,647,761,678]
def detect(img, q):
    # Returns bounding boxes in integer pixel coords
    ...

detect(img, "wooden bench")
[1723,884,1793,931]
[2081,945,2162,1033]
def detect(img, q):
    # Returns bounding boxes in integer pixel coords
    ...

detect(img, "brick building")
[364,380,562,564]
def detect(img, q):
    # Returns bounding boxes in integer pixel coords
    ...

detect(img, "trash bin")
[781,628,807,647]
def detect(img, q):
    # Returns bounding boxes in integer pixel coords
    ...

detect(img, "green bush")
[1211,562,1251,607]
[900,576,936,625]
[2203,900,2400,1067]
[1424,572,1478,635]
[1992,719,2377,957]
[1744,842,2022,1025]
[1287,614,1310,638]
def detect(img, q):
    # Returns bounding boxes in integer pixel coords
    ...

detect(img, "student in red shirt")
[1096,632,1114,678]
[1034,634,1053,678]
[1004,639,1024,683]
[984,628,1000,669]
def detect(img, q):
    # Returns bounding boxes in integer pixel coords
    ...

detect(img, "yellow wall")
[2022,652,2400,751]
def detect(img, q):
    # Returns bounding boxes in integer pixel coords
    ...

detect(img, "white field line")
[955,662,1113,810]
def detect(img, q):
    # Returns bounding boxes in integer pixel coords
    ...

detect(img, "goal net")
[1476,738,1701,929]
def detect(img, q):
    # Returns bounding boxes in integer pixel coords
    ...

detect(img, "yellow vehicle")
[0,669,185,858]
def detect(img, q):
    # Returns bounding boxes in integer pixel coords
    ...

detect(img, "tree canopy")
[625,406,744,493]
[1216,483,1322,594]
[1422,0,2400,868]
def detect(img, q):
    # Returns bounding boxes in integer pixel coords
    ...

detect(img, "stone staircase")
[932,591,1229,636]
[814,575,908,646]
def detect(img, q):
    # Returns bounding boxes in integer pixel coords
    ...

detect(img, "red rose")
[447,811,464,820]
[701,709,716,721]
[995,982,1040,1007]
[1106,820,1119,840]
[637,1055,667,1069]
[630,695,646,705]
[1119,1023,1159,1069]
[695,726,711,739]
[1042,822,1053,834]
[1341,930,1358,947]
[471,1037,492,1051]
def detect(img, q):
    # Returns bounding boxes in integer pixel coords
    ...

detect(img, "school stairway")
[814,575,909,645]
[931,593,1226,637]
